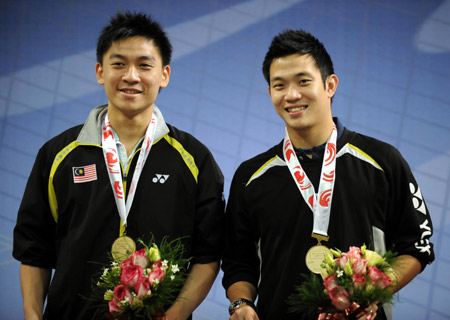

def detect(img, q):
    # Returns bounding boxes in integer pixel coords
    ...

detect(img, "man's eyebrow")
[294,71,313,77]
[107,53,156,61]
[108,53,125,60]
[271,76,284,82]
[137,55,156,62]
[270,72,313,82]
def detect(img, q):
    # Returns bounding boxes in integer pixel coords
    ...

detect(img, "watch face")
[229,298,252,314]
[229,299,241,313]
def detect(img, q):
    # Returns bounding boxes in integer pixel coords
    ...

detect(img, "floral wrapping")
[288,245,397,320]
[94,236,190,320]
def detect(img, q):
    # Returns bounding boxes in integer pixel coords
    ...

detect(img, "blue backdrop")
[1,0,449,319]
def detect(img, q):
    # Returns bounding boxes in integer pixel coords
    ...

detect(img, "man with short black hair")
[222,29,434,320]
[14,11,224,320]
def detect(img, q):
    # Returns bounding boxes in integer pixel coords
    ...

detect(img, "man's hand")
[227,281,258,320]
[230,305,259,320]
[356,303,378,320]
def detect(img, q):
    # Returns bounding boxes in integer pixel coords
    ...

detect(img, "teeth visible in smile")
[287,106,306,112]
[122,89,140,94]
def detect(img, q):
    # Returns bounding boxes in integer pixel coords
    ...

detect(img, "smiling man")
[221,29,434,320]
[13,12,225,320]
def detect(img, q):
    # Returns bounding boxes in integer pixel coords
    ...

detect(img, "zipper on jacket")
[122,147,141,196]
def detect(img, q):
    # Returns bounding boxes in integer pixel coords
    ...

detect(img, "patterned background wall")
[1,0,449,319]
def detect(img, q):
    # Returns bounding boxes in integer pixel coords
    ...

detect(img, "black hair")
[96,11,172,66]
[262,29,334,86]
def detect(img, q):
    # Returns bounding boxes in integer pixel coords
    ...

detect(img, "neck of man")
[107,105,154,156]
[288,117,335,151]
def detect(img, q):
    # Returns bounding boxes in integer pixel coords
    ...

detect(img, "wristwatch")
[228,298,257,315]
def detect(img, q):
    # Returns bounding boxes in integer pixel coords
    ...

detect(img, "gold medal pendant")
[306,233,331,275]
[305,244,331,274]
[111,235,136,263]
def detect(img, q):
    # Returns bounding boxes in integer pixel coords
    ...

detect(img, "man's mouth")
[286,105,307,113]
[120,89,142,94]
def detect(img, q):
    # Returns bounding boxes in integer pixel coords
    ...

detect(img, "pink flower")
[121,265,143,288]
[120,249,149,269]
[131,248,150,268]
[120,256,133,269]
[368,266,391,289]
[329,286,351,310]
[323,274,339,292]
[108,299,122,313]
[336,256,349,269]
[352,257,368,275]
[152,260,163,270]
[344,246,362,260]
[148,267,166,286]
[349,246,362,258]
[352,273,367,288]
[113,284,133,303]
[135,276,152,298]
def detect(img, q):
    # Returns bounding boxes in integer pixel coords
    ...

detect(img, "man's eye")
[140,64,152,68]
[112,62,124,67]
[299,79,310,84]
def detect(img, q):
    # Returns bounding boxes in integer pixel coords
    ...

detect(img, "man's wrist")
[229,298,257,315]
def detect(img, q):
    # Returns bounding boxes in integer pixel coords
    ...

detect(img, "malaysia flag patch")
[73,164,97,183]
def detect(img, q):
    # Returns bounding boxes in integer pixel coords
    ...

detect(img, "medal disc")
[111,236,136,263]
[305,244,331,274]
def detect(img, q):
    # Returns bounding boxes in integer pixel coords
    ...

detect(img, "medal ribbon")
[102,112,158,227]
[283,124,337,238]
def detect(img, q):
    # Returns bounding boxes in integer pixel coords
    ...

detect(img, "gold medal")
[305,244,331,274]
[111,236,136,263]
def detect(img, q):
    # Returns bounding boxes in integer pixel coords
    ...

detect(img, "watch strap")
[228,298,257,315]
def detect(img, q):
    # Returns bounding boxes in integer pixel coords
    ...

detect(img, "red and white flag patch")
[73,164,97,183]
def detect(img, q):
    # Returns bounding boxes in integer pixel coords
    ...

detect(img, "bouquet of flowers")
[94,236,190,320]
[288,245,397,320]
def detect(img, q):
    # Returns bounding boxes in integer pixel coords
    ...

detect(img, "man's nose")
[285,85,302,101]
[123,66,139,82]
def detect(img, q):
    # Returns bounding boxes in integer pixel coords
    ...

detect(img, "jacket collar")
[76,104,170,145]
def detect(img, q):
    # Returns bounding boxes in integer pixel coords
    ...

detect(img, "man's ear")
[96,63,105,85]
[326,74,338,98]
[160,65,171,88]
